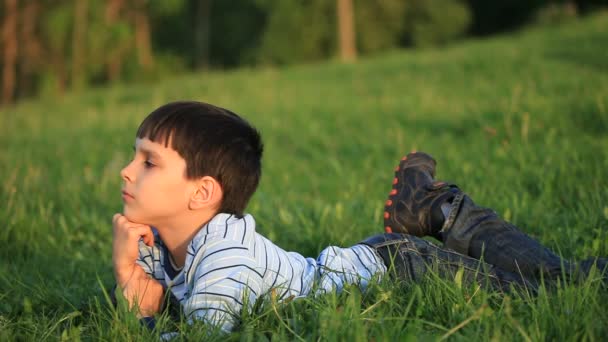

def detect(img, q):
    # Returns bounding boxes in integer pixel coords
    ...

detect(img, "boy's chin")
[122,207,150,225]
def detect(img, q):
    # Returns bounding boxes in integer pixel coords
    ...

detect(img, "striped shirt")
[136,213,386,331]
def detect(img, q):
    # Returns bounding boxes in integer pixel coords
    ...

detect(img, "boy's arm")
[112,214,164,318]
[183,240,264,332]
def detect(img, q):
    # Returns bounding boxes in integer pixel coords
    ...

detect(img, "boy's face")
[120,137,196,225]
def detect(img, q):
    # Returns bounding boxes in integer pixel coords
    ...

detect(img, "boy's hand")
[112,213,154,287]
[121,265,165,317]
[112,213,163,317]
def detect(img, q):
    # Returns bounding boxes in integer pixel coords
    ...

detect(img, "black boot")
[384,152,463,238]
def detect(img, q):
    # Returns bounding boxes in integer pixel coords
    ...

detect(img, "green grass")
[1,13,608,341]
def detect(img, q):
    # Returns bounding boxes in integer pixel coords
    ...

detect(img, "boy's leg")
[384,152,604,282]
[440,194,607,282]
[359,233,536,293]
[440,194,567,280]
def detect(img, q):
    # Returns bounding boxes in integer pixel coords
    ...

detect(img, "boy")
[113,101,606,331]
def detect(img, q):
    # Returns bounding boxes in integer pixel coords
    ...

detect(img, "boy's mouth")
[121,190,135,201]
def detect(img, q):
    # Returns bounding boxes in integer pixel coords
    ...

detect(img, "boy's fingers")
[128,225,155,246]
[112,213,154,246]
[113,214,134,232]
[115,214,151,228]
[113,214,145,232]
[112,213,123,225]
[142,228,155,247]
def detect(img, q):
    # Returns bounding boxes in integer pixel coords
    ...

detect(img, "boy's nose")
[120,162,134,182]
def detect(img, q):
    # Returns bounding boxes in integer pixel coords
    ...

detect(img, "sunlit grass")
[1,13,607,340]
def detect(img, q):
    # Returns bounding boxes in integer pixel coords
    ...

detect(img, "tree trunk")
[19,1,42,97]
[105,0,123,21]
[133,0,153,69]
[2,0,18,105]
[337,0,356,62]
[52,54,67,95]
[193,0,212,69]
[105,0,125,82]
[72,0,88,90]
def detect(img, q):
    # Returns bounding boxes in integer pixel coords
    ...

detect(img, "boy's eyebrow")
[134,145,162,159]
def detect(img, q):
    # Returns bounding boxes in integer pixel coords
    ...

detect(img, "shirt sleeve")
[135,239,164,281]
[182,239,264,332]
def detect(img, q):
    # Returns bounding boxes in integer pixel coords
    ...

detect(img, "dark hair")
[136,101,263,217]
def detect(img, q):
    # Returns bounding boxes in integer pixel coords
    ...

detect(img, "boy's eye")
[144,160,155,168]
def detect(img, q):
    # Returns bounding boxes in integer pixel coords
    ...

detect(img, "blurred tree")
[337,0,356,62]
[467,0,546,35]
[103,0,132,82]
[575,0,608,12]
[133,0,154,69]
[1,0,606,106]
[255,0,335,64]
[2,0,17,104]
[406,0,471,46]
[208,0,266,67]
[39,1,73,95]
[355,0,407,53]
[71,0,88,90]
[535,1,578,25]
[254,0,471,63]
[192,0,212,69]
[18,0,43,98]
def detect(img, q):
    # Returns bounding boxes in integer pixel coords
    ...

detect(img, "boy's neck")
[154,210,217,268]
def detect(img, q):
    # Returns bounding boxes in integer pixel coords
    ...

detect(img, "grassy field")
[1,13,607,341]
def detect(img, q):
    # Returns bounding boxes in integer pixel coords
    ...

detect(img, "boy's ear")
[189,176,223,211]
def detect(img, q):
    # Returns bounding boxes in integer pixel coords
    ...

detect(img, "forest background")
[1,0,607,106]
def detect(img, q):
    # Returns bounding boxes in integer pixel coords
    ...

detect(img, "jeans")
[360,194,605,293]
